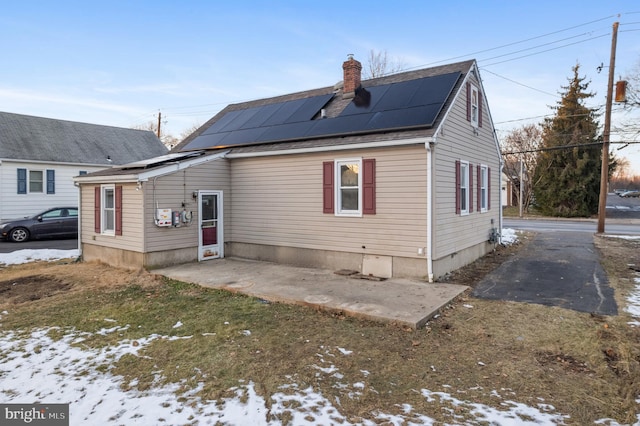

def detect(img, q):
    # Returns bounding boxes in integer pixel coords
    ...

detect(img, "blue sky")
[2,1,640,172]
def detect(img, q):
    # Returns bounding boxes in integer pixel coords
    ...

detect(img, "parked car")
[619,190,640,198]
[0,207,78,242]
[614,189,629,196]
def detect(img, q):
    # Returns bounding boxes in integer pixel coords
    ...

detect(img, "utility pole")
[157,112,162,139]
[597,21,618,234]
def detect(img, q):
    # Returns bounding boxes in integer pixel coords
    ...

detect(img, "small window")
[336,159,362,216]
[480,166,488,212]
[102,185,115,234]
[470,85,479,128]
[29,170,43,193]
[460,161,469,215]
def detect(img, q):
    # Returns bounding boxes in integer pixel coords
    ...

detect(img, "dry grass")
[1,235,639,424]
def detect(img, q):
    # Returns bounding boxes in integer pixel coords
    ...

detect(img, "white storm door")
[198,191,223,261]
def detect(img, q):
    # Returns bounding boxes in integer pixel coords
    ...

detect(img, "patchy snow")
[2,246,640,424]
[500,228,518,245]
[0,248,79,266]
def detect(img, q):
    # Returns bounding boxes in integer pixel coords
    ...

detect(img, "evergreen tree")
[533,64,602,217]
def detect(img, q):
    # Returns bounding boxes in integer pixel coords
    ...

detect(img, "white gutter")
[72,151,229,184]
[225,137,432,158]
[425,138,435,283]
[1,157,117,168]
[75,181,82,258]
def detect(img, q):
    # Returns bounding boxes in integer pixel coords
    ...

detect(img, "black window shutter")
[17,168,27,194]
[46,170,55,194]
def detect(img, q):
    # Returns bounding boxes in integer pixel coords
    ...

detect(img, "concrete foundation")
[81,240,488,281]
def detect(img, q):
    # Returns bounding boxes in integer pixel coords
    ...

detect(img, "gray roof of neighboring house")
[0,111,168,165]
[174,59,475,153]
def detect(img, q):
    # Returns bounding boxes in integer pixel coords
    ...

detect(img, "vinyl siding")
[432,72,501,261]
[230,145,429,259]
[0,160,104,221]
[80,183,145,252]
[143,158,231,252]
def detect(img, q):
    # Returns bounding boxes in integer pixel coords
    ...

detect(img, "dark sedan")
[0,207,78,242]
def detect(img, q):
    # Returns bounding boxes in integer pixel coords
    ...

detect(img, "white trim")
[1,157,117,168]
[480,164,488,213]
[73,151,229,184]
[100,184,115,235]
[460,160,470,216]
[198,190,224,261]
[470,84,480,128]
[226,138,432,159]
[335,158,362,217]
[426,141,434,283]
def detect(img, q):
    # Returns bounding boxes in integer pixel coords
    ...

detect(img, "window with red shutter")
[469,164,474,213]
[362,159,376,215]
[94,186,101,233]
[115,185,123,236]
[322,161,334,214]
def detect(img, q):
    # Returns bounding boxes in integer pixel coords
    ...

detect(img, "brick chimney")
[342,54,362,99]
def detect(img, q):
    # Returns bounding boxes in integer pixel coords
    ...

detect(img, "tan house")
[74,57,502,281]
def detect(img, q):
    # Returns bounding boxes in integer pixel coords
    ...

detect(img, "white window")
[101,184,115,234]
[470,85,479,128]
[29,170,43,193]
[460,161,469,215]
[336,158,362,216]
[480,165,488,212]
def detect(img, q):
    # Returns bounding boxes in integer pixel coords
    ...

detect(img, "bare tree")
[132,118,177,150]
[501,124,543,214]
[363,49,406,79]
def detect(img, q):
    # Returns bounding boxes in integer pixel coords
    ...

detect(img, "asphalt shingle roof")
[0,111,168,165]
[174,59,475,153]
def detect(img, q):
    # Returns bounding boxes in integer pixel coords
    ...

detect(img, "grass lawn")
[1,234,639,424]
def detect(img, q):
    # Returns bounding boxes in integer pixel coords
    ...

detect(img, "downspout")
[74,181,83,258]
[425,138,434,283]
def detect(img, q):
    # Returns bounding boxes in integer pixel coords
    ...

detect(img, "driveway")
[473,231,617,315]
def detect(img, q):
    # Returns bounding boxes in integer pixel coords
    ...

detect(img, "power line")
[416,14,617,68]
[501,140,639,155]
[480,69,558,97]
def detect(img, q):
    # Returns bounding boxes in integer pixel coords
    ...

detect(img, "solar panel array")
[182,71,461,151]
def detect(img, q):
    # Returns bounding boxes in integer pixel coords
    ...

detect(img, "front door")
[198,191,223,261]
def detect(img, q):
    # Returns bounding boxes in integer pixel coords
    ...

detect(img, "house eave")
[226,137,435,158]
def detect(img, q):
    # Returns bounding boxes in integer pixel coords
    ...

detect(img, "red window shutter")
[487,167,491,210]
[468,164,474,213]
[466,82,471,122]
[363,158,376,215]
[115,185,123,236]
[94,186,101,233]
[322,161,334,214]
[477,166,481,212]
[478,91,483,128]
[455,160,461,214]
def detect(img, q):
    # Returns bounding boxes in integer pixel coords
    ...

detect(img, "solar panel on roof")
[181,71,462,151]
[285,94,334,123]
[121,152,204,169]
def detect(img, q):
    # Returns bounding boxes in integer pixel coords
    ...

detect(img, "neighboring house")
[0,111,168,221]
[75,57,502,281]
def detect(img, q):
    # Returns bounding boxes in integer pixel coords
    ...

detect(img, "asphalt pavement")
[0,237,78,253]
[473,231,617,315]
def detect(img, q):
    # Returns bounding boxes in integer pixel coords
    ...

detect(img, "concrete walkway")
[154,258,468,329]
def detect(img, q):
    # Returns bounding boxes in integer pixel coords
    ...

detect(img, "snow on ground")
[0,248,79,266]
[1,235,640,424]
